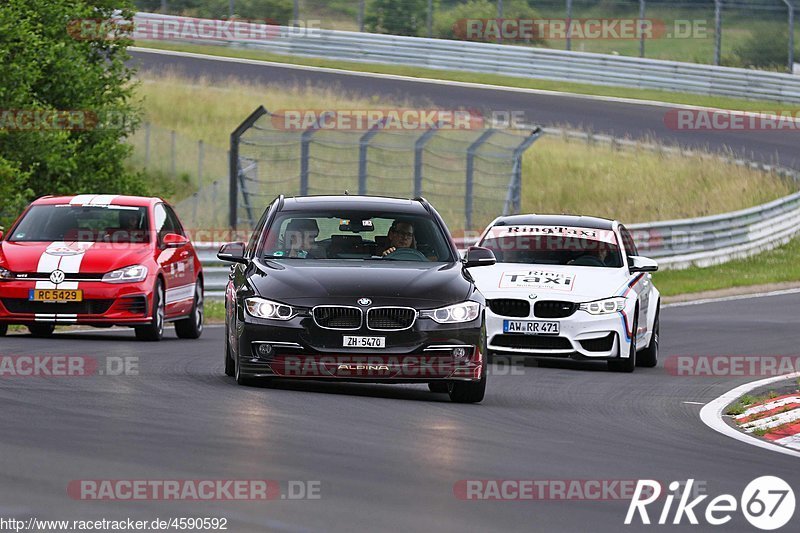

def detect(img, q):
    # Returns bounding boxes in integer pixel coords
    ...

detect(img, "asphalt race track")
[131,49,800,170]
[1,293,798,532]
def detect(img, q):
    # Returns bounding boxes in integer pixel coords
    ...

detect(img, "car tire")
[28,324,55,337]
[608,312,637,373]
[234,350,256,386]
[428,382,448,393]
[448,366,487,403]
[637,308,659,368]
[224,324,235,377]
[135,280,165,342]
[175,281,204,339]
[0,324,7,336]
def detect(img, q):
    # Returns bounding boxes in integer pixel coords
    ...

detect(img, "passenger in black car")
[284,218,323,258]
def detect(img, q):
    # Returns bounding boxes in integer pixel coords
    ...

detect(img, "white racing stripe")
[86,194,118,206]
[166,284,196,305]
[33,242,95,322]
[69,195,97,205]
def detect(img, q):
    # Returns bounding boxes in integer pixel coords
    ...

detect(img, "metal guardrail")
[135,12,800,103]
[196,182,800,297]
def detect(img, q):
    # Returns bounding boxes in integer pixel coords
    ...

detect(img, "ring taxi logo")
[499,270,575,291]
[625,477,795,530]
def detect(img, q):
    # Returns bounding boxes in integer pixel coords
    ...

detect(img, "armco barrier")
[134,12,800,104]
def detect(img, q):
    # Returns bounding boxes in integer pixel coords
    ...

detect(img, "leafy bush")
[0,0,145,226]
[733,24,794,69]
[366,0,428,37]
[434,0,544,44]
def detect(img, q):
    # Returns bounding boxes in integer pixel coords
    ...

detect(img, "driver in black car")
[379,220,416,256]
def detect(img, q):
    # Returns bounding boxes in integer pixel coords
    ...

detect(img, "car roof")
[281,195,428,215]
[489,214,616,230]
[32,195,162,208]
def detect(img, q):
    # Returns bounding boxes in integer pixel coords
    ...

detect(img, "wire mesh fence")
[232,107,541,233]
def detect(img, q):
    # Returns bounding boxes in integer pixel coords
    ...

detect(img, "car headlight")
[102,265,148,283]
[0,266,13,280]
[421,301,481,324]
[579,297,626,315]
[245,297,296,320]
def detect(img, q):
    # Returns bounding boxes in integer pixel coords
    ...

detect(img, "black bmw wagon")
[218,195,496,403]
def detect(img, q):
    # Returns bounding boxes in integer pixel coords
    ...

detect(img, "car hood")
[0,241,152,274]
[248,259,474,307]
[468,263,634,302]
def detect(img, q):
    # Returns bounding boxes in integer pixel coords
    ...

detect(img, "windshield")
[479,224,623,268]
[9,204,150,243]
[258,212,454,262]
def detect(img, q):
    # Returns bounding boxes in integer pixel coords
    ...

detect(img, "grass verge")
[653,238,800,296]
[133,42,799,114]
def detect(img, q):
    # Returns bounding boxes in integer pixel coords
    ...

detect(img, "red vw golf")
[0,195,203,341]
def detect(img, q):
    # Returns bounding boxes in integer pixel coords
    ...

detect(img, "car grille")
[492,334,572,350]
[367,307,416,330]
[534,301,578,319]
[313,306,362,329]
[1,299,114,315]
[579,333,616,352]
[488,299,530,317]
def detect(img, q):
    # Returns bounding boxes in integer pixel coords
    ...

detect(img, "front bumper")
[0,279,154,326]
[236,313,485,382]
[486,307,632,360]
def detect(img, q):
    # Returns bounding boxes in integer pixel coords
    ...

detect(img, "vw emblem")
[528,294,538,300]
[357,298,372,306]
[49,270,66,285]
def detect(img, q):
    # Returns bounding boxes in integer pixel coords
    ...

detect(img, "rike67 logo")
[626,477,795,530]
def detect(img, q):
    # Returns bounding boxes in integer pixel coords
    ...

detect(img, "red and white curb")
[700,372,800,458]
[734,394,800,450]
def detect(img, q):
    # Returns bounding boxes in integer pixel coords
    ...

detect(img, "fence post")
[144,122,151,168]
[170,130,176,176]
[566,0,573,51]
[784,1,795,73]
[497,0,503,43]
[414,123,441,198]
[197,140,204,188]
[229,106,268,229]
[465,130,496,231]
[427,0,433,38]
[504,128,543,216]
[639,0,646,58]
[358,119,387,195]
[714,0,722,66]
[300,112,336,196]
[359,0,365,32]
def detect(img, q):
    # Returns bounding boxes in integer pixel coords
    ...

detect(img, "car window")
[258,211,454,262]
[619,225,638,257]
[8,204,150,243]
[164,205,185,237]
[478,224,623,268]
[154,203,178,245]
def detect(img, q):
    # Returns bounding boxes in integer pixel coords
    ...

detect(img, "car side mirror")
[0,230,4,241]
[162,233,189,248]
[629,255,658,273]
[463,246,496,268]
[218,242,247,264]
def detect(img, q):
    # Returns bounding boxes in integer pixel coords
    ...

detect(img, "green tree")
[366,0,428,37]
[0,0,145,226]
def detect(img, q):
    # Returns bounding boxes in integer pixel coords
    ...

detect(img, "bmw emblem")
[528,294,538,300]
[50,270,66,285]
[357,298,372,306]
